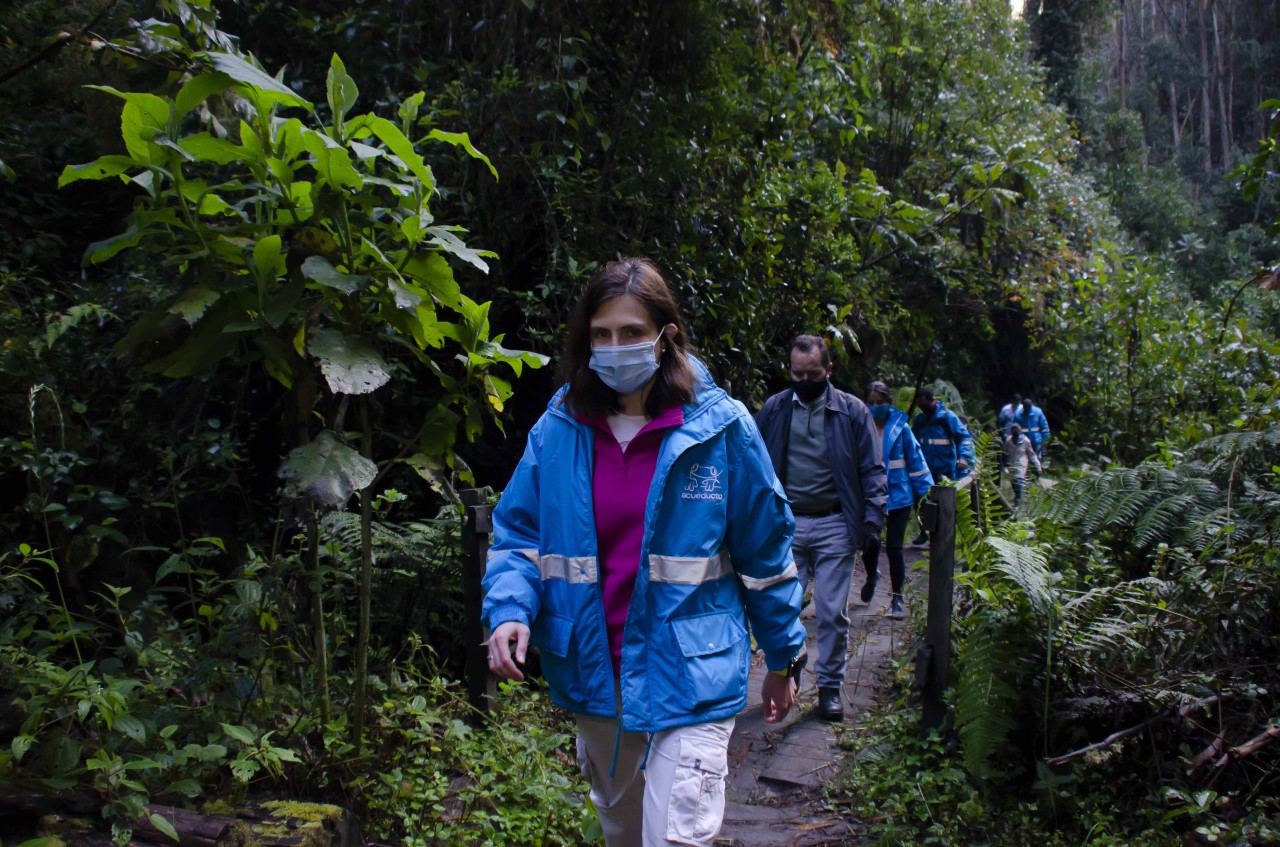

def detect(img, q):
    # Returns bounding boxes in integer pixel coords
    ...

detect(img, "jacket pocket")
[531,613,588,704]
[670,612,748,712]
[665,721,733,845]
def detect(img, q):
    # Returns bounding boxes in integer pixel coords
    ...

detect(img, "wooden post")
[460,488,497,720]
[917,484,957,732]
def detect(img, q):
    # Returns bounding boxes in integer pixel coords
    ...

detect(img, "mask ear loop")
[656,324,676,359]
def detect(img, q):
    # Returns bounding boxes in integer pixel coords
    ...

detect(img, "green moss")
[38,815,93,836]
[201,798,238,816]
[243,822,327,847]
[259,800,344,825]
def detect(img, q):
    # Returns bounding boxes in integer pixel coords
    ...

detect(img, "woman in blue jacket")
[866,381,934,618]
[483,258,806,847]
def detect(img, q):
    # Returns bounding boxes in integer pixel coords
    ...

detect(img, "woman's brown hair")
[562,257,697,419]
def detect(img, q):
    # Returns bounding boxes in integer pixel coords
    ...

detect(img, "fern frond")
[1041,464,1224,553]
[1057,577,1170,675]
[955,616,1022,779]
[984,536,1052,615]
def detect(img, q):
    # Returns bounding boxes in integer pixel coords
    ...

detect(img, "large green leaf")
[425,226,494,274]
[180,133,249,165]
[84,220,144,265]
[279,430,376,507]
[307,327,390,395]
[365,116,433,189]
[302,130,362,191]
[425,128,499,180]
[202,52,311,110]
[326,53,359,131]
[175,71,235,118]
[147,300,247,377]
[300,256,366,294]
[252,234,284,287]
[168,286,221,326]
[86,86,172,164]
[57,156,139,187]
[404,252,464,309]
[148,813,180,844]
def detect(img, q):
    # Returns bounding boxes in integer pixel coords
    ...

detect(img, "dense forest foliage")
[1,0,1277,844]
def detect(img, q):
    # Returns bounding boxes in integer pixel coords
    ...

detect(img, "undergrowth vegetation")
[0,529,593,846]
[837,426,1280,846]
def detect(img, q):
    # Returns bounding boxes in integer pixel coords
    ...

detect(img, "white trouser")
[575,713,735,847]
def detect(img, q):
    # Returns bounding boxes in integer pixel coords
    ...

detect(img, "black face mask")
[792,378,827,403]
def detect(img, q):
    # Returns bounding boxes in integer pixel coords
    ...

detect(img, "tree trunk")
[1170,80,1181,152]
[1212,1,1230,167]
[1119,0,1128,111]
[1199,0,1212,172]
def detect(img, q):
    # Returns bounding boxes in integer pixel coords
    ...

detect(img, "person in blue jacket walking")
[910,387,974,546]
[866,381,933,619]
[1015,396,1050,462]
[996,393,1022,438]
[912,387,975,482]
[483,258,806,847]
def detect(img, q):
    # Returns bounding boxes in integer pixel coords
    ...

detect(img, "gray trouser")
[793,513,855,688]
[575,713,736,847]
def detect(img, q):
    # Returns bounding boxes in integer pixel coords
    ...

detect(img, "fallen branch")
[0,0,120,87]
[1044,692,1236,766]
[1190,733,1225,769]
[1214,722,1280,769]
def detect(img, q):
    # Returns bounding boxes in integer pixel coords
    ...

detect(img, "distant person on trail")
[1015,396,1050,462]
[865,381,933,620]
[910,387,974,547]
[482,257,806,847]
[755,335,887,722]
[997,393,1022,438]
[1002,422,1041,510]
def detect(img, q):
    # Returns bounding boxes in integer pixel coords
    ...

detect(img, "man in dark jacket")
[756,335,887,721]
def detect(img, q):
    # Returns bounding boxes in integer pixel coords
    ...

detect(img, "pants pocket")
[665,726,730,845]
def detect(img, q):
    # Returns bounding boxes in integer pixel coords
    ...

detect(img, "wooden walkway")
[717,547,927,846]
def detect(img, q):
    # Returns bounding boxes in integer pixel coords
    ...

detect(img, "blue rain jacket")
[911,400,975,481]
[996,402,1020,437]
[1015,403,1050,455]
[482,366,806,733]
[880,406,934,510]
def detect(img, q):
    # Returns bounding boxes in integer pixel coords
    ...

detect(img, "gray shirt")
[785,387,840,513]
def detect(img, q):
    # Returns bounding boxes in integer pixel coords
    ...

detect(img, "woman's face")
[590,294,664,348]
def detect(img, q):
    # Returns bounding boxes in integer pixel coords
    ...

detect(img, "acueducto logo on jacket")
[682,463,724,501]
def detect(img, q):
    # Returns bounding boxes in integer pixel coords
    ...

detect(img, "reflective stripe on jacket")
[482,365,806,732]
[911,400,974,481]
[880,406,934,510]
[755,385,888,543]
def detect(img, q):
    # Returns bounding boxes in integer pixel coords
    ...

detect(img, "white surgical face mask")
[590,334,664,395]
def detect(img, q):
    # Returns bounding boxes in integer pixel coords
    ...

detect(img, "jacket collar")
[883,405,907,442]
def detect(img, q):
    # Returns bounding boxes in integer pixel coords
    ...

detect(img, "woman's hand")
[760,672,796,723]
[487,621,530,681]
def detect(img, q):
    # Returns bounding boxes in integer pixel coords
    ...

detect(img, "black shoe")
[818,687,844,722]
[890,596,905,620]
[860,573,877,603]
[910,533,929,549]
